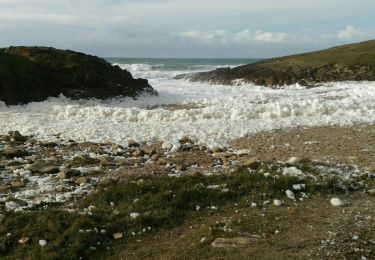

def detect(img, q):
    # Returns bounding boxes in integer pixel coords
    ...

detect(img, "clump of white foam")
[0,81,374,149]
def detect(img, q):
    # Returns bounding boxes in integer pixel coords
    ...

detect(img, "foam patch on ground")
[0,81,374,148]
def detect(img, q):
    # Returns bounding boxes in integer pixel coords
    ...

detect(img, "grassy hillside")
[270,40,375,66]
[180,40,375,86]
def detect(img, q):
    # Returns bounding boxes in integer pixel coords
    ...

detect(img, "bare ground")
[113,194,375,260]
[231,124,375,170]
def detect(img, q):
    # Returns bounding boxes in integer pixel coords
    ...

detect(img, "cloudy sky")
[1,0,374,58]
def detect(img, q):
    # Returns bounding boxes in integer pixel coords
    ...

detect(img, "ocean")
[105,58,261,79]
[0,58,374,148]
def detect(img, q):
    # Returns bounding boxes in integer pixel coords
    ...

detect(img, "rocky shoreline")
[175,40,375,86]
[1,127,374,213]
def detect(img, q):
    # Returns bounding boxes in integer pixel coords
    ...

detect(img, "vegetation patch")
[0,162,370,259]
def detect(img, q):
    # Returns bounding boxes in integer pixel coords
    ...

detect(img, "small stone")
[113,232,123,239]
[0,185,11,193]
[273,199,283,206]
[293,184,305,191]
[57,169,80,179]
[132,149,144,157]
[287,157,299,164]
[39,240,47,247]
[9,131,28,142]
[368,189,375,195]
[66,155,100,168]
[175,163,187,171]
[27,160,48,172]
[142,148,155,155]
[39,165,59,175]
[212,146,223,153]
[242,158,261,169]
[1,147,29,158]
[330,198,346,207]
[128,140,140,148]
[286,190,295,200]
[98,177,116,186]
[56,185,68,192]
[75,177,88,185]
[18,237,30,244]
[211,237,256,248]
[130,212,140,219]
[156,158,168,166]
[150,154,160,161]
[251,202,257,207]
[11,178,27,188]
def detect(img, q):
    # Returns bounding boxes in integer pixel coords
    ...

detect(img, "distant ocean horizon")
[105,58,262,80]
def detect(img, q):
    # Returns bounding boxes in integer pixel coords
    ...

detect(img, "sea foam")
[0,79,374,148]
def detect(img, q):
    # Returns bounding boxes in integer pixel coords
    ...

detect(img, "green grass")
[271,40,375,66]
[0,163,360,259]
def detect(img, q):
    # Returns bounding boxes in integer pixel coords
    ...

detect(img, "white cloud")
[255,30,288,43]
[182,30,229,44]
[337,25,362,40]
[234,30,253,43]
[182,29,291,45]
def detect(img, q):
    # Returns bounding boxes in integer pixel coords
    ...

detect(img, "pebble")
[330,198,346,207]
[39,240,47,247]
[242,158,260,169]
[18,237,30,244]
[113,232,124,239]
[2,147,29,158]
[273,199,283,206]
[75,177,88,185]
[211,237,255,248]
[287,157,299,164]
[293,184,305,191]
[286,190,295,200]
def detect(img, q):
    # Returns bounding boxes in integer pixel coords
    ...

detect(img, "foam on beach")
[0,79,374,148]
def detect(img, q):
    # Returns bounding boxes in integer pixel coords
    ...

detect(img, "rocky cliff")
[0,46,157,105]
[175,40,375,86]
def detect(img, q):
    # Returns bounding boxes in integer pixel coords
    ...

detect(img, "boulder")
[0,46,157,105]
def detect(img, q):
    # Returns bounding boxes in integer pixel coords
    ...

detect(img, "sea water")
[0,58,374,148]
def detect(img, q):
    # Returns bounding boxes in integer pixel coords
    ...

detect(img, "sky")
[0,0,374,58]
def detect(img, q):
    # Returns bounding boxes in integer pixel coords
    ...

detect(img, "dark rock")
[66,155,100,168]
[1,146,29,158]
[0,46,157,105]
[8,131,28,142]
[75,176,88,185]
[27,160,58,174]
[57,169,81,179]
[128,140,140,148]
[0,185,11,193]
[11,178,27,188]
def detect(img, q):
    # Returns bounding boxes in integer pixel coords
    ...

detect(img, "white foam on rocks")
[0,81,375,149]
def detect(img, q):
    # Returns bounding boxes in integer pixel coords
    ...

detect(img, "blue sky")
[0,0,374,58]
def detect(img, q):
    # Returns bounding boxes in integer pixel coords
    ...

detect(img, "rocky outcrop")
[0,46,157,105]
[175,40,375,87]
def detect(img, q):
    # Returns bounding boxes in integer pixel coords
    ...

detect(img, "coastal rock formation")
[175,40,375,86]
[0,46,157,105]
